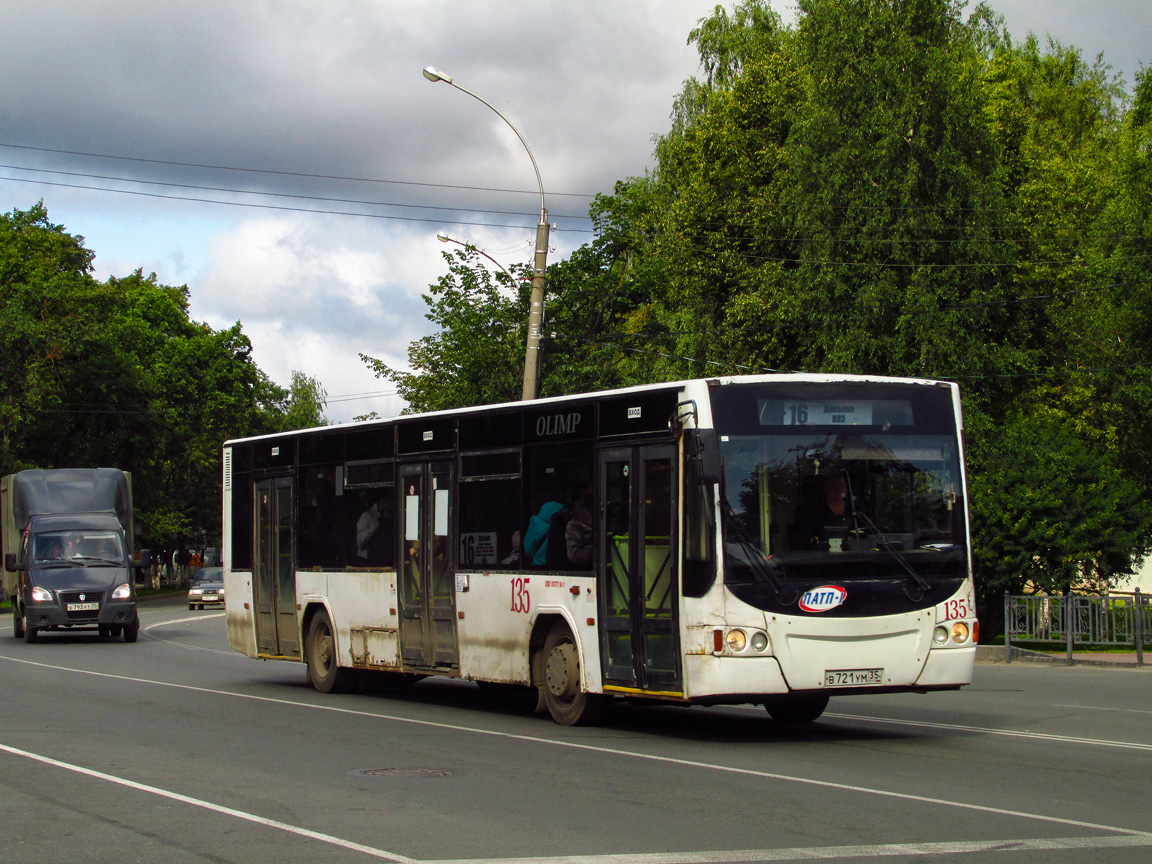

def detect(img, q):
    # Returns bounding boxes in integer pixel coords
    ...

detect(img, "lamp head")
[436,231,452,243]
[422,66,452,84]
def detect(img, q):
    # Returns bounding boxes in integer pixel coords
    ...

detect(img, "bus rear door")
[253,476,300,658]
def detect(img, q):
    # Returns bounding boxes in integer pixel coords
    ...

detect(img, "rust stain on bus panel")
[224,571,257,657]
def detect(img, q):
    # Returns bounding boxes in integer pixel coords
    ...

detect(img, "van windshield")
[33,531,124,566]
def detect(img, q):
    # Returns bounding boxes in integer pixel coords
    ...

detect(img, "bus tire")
[764,694,829,723]
[307,611,355,694]
[540,622,607,726]
[13,606,24,639]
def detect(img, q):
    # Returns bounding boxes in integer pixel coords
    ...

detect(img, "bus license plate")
[825,668,882,687]
[67,602,100,612]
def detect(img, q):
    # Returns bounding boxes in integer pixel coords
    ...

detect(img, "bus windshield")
[709,382,967,584]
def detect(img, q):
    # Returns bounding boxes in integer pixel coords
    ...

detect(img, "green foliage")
[361,249,528,413]
[278,371,329,432]
[970,410,1151,601]
[0,203,297,551]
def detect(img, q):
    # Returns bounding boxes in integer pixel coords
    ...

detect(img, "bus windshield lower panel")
[711,383,968,616]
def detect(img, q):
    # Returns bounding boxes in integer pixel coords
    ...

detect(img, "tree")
[361,249,529,413]
[278,371,329,431]
[0,203,295,552]
[970,411,1151,604]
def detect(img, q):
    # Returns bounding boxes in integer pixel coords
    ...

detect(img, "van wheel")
[539,622,608,726]
[23,620,37,644]
[307,611,355,694]
[13,606,24,639]
[122,615,140,643]
[764,694,830,723]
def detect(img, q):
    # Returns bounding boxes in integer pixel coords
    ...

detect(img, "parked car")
[188,567,225,610]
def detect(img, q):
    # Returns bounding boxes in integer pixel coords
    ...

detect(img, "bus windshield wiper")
[851,509,930,594]
[721,500,789,600]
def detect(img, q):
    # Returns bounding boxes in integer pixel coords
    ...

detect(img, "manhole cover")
[354,768,455,778]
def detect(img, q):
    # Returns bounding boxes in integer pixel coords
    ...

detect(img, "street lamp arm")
[422,66,545,220]
[436,231,520,285]
[424,65,549,401]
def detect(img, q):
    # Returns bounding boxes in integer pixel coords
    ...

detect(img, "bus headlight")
[951,622,970,643]
[750,631,769,652]
[933,626,949,645]
[726,629,747,652]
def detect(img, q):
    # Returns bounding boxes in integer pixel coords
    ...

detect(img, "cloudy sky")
[2,1,1149,422]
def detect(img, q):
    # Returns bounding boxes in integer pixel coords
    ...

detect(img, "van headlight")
[31,586,53,603]
[111,583,132,600]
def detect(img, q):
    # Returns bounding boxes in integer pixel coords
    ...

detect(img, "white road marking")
[145,612,224,629]
[141,611,236,656]
[419,834,1152,863]
[0,741,415,863]
[822,712,1152,752]
[1054,703,1152,715]
[2,652,1150,848]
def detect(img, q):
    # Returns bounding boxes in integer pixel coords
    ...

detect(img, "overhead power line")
[0,163,592,224]
[0,142,596,199]
[0,175,595,234]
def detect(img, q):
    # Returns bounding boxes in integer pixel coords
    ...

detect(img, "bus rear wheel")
[540,622,607,726]
[764,694,829,723]
[307,611,355,694]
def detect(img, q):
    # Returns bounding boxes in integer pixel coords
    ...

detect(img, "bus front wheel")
[539,623,607,726]
[764,693,829,723]
[307,611,355,694]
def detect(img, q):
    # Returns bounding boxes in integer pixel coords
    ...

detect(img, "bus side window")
[523,442,593,571]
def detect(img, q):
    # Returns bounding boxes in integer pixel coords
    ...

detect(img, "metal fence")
[1003,590,1148,666]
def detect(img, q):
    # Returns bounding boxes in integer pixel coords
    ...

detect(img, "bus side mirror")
[692,429,722,485]
[5,552,22,573]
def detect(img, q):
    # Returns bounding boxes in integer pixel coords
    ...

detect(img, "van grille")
[59,590,104,622]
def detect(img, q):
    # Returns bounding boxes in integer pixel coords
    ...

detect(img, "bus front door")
[253,477,300,658]
[399,462,458,669]
[599,445,681,693]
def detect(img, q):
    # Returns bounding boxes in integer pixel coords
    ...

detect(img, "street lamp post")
[423,66,549,401]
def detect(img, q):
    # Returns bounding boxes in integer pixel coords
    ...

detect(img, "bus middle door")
[598,445,681,694]
[399,462,458,669]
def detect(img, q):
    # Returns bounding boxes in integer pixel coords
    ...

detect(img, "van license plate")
[67,602,100,612]
[825,668,882,687]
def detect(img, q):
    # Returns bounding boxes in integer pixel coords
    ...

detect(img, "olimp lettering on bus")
[527,405,592,441]
[536,412,582,437]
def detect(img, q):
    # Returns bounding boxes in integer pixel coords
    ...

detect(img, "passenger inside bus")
[524,499,565,567]
[565,484,593,567]
[794,473,850,550]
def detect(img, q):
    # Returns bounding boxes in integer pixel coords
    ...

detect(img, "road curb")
[977,645,1145,667]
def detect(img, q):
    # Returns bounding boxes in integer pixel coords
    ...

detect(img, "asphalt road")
[0,594,1149,864]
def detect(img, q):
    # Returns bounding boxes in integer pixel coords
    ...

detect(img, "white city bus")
[222,374,977,725]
